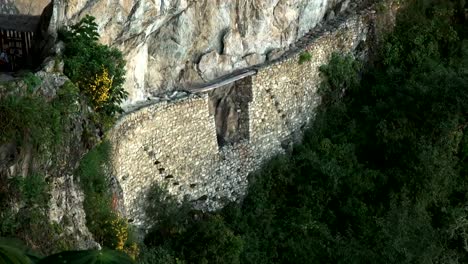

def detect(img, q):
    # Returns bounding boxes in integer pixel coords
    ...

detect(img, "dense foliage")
[0,237,134,264]
[141,186,243,264]
[60,15,127,126]
[76,141,139,259]
[298,51,313,64]
[76,141,114,244]
[0,77,79,148]
[140,0,468,263]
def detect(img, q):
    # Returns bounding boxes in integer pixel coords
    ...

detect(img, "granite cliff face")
[0,0,50,15]
[57,0,352,104]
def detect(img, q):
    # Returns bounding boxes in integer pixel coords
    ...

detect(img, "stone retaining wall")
[109,9,373,227]
[250,13,369,151]
[110,95,218,224]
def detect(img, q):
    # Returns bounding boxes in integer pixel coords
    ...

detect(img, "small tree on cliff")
[60,15,127,119]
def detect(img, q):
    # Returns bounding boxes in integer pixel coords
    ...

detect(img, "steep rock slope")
[58,0,351,104]
[0,71,98,252]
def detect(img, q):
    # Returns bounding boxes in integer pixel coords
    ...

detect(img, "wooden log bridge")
[187,70,257,93]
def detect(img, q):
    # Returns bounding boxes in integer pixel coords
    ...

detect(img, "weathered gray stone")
[327,10,336,21]
[49,174,99,250]
[243,53,266,66]
[223,29,244,58]
[339,0,351,13]
[0,70,98,249]
[266,48,286,61]
[0,0,50,15]
[198,51,234,80]
[41,57,64,73]
[0,142,17,168]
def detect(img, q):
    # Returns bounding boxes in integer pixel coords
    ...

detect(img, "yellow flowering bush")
[123,242,140,260]
[105,216,140,260]
[87,67,113,110]
[62,15,127,117]
[108,217,127,251]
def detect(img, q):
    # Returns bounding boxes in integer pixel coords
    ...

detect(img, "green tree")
[60,15,127,121]
[180,215,243,264]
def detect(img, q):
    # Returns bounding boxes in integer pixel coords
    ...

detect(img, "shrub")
[298,51,312,64]
[0,174,74,254]
[21,72,42,93]
[60,15,127,119]
[318,52,361,106]
[143,185,243,264]
[138,246,184,264]
[144,184,192,244]
[76,141,138,257]
[0,78,82,253]
[103,216,139,260]
[52,81,80,117]
[180,215,243,264]
[0,94,57,146]
[0,238,134,264]
[0,80,80,149]
[76,141,114,243]
[88,67,113,110]
[18,173,49,207]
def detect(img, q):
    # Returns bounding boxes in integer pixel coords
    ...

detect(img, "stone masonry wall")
[110,95,218,224]
[249,13,369,154]
[109,9,374,227]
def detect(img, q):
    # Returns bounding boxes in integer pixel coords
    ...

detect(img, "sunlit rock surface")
[57,0,350,104]
[0,0,50,15]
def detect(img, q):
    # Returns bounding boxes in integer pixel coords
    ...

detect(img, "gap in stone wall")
[208,76,253,148]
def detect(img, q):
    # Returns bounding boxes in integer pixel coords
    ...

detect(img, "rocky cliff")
[0,0,50,15]
[0,69,98,252]
[56,0,354,104]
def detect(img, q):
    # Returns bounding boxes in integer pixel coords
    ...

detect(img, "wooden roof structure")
[0,14,40,32]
